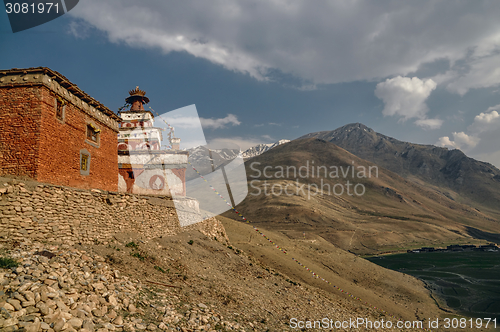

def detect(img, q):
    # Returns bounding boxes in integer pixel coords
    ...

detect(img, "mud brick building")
[0,67,120,191]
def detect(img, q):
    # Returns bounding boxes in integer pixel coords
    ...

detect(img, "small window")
[86,123,100,143]
[81,154,89,171]
[79,149,91,176]
[54,96,65,122]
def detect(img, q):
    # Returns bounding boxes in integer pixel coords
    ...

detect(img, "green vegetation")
[368,251,500,317]
[126,241,139,248]
[0,255,18,269]
[154,266,167,273]
[108,245,121,251]
[187,240,194,245]
[131,252,146,261]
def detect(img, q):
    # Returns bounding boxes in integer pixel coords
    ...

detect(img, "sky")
[1,1,500,168]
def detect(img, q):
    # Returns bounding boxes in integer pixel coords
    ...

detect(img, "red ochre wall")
[118,167,144,193]
[0,86,42,178]
[0,85,118,191]
[171,168,186,196]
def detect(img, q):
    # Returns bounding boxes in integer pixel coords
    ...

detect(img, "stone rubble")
[0,244,250,332]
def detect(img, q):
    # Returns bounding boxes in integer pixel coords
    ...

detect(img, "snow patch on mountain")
[242,139,290,159]
[187,139,290,166]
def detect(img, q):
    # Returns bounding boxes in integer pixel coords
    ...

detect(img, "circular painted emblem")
[149,175,165,190]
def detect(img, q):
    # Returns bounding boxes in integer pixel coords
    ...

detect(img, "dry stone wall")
[0,180,228,245]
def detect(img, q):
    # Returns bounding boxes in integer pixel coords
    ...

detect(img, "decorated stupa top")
[125,86,150,110]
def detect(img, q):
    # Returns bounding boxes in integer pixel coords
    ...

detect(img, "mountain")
[225,138,500,255]
[241,139,290,159]
[300,123,500,212]
[185,140,290,180]
[185,146,240,180]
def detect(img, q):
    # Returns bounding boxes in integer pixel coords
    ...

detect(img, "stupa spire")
[125,86,150,111]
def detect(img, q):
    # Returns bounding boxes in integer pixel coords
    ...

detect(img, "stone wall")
[0,179,228,245]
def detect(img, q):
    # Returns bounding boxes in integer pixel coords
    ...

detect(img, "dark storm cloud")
[70,1,500,92]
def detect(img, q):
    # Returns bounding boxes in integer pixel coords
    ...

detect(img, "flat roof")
[0,67,120,122]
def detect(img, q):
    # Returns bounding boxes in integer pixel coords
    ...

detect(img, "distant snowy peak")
[242,139,290,159]
[186,139,290,164]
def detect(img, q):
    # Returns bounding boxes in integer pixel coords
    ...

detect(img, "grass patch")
[154,266,167,273]
[0,255,19,269]
[126,241,139,249]
[131,252,146,261]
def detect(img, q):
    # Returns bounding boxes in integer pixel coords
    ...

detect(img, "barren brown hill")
[300,123,500,213]
[224,138,499,255]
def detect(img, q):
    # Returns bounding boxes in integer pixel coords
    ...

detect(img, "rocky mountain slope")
[300,123,500,212]
[227,138,499,255]
[0,223,445,332]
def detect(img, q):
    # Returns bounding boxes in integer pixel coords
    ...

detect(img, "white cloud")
[414,118,444,130]
[375,76,437,120]
[67,20,92,39]
[69,1,500,92]
[437,103,500,168]
[437,132,480,150]
[474,111,500,124]
[375,76,440,128]
[482,105,500,118]
[200,114,241,129]
[459,106,500,136]
[437,136,457,149]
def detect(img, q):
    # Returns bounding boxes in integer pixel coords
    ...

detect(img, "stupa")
[117,87,188,196]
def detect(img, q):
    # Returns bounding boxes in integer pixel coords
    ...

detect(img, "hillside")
[0,158,494,331]
[224,138,499,255]
[0,217,449,332]
[300,123,500,212]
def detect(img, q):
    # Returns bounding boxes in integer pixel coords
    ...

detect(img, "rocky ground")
[0,242,246,332]
[0,224,483,332]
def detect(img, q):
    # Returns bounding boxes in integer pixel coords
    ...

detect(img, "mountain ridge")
[241,139,290,159]
[299,123,500,211]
